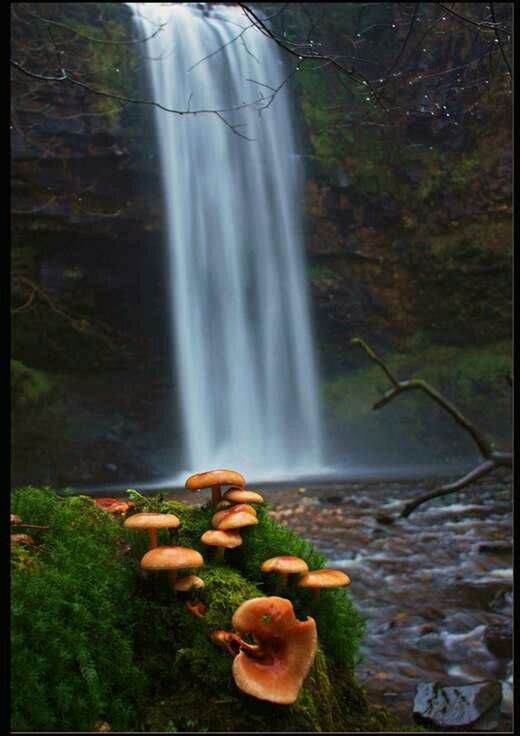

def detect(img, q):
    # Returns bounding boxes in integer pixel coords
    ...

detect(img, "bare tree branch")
[352,338,512,517]
[23,8,168,45]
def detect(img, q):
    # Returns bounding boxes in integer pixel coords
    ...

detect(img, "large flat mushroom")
[124,512,180,550]
[140,546,204,591]
[230,596,317,704]
[185,469,246,506]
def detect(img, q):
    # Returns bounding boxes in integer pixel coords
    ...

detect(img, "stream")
[264,474,513,731]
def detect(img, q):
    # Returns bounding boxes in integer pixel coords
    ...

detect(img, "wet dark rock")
[413,680,502,730]
[419,624,437,636]
[477,542,513,556]
[376,513,395,525]
[324,494,343,504]
[489,589,513,613]
[483,623,512,660]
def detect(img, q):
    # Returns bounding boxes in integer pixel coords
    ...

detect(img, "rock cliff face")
[303,137,512,378]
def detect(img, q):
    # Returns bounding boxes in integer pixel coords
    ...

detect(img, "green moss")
[11,360,51,407]
[12,487,401,732]
[11,487,146,731]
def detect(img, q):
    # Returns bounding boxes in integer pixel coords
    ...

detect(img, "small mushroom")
[140,546,204,592]
[123,512,180,550]
[214,509,258,532]
[11,514,22,525]
[185,469,246,506]
[186,600,207,618]
[11,533,35,546]
[230,596,317,704]
[94,497,135,515]
[223,488,264,504]
[201,529,242,561]
[210,630,243,656]
[174,574,205,592]
[261,555,309,589]
[297,569,351,600]
[211,504,257,528]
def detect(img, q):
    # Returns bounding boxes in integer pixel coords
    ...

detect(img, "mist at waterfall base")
[129,2,330,486]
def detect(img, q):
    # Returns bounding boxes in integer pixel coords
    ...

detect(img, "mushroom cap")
[186,600,207,618]
[297,569,351,589]
[223,489,264,504]
[261,555,309,575]
[212,504,257,528]
[231,596,317,704]
[123,512,180,529]
[215,500,233,511]
[201,529,243,549]
[173,574,205,591]
[11,533,34,545]
[140,546,203,571]
[215,511,259,531]
[11,514,22,525]
[94,497,134,514]
[185,469,245,491]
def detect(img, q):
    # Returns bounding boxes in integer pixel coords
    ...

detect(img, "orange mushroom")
[186,600,207,618]
[185,469,246,506]
[11,533,35,546]
[297,569,351,600]
[123,512,180,550]
[223,488,264,504]
[261,555,309,588]
[94,497,135,515]
[211,504,257,529]
[212,506,259,532]
[10,514,22,525]
[221,596,317,704]
[200,529,242,561]
[140,546,203,591]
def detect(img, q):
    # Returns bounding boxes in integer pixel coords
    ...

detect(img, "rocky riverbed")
[259,474,513,731]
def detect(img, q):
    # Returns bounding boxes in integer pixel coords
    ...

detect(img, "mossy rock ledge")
[11,486,402,732]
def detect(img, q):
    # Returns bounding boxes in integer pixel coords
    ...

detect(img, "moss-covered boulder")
[11,486,403,732]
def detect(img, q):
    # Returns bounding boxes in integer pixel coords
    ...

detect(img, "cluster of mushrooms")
[92,468,351,706]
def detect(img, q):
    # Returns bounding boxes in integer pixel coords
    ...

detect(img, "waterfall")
[129,3,324,482]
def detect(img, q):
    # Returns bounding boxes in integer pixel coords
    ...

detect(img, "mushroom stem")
[312,588,321,602]
[214,546,225,562]
[278,572,289,589]
[211,485,222,505]
[147,528,158,550]
[168,569,178,592]
[238,639,265,660]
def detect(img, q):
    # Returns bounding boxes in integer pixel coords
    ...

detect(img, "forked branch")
[351,338,512,517]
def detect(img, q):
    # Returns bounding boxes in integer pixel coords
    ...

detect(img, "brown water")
[263,474,513,730]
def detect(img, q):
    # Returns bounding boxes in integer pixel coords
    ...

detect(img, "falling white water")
[129,3,324,482]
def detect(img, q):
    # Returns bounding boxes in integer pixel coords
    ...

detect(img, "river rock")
[413,680,502,730]
[483,623,512,659]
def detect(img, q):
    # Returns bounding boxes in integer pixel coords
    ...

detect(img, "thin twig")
[352,338,512,517]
